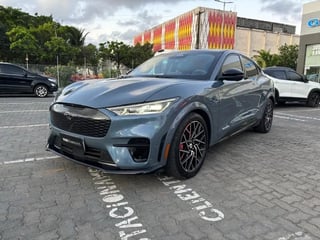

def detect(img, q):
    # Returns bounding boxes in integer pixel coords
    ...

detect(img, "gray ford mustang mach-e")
[47,50,275,179]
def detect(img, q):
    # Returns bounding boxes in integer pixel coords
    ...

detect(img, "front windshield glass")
[129,51,220,80]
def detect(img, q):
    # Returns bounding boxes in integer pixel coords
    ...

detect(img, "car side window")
[266,70,286,80]
[287,71,303,82]
[1,65,24,75]
[221,54,242,74]
[241,56,259,79]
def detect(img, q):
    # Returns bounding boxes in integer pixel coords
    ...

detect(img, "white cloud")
[0,0,310,45]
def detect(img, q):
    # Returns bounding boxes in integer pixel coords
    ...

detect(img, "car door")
[240,55,265,117]
[0,64,31,93]
[217,54,256,138]
[286,70,310,99]
[269,70,292,97]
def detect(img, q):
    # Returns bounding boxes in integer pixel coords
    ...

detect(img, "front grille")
[50,103,111,137]
[48,134,115,165]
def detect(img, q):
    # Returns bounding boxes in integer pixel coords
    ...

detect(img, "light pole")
[25,53,29,70]
[214,0,233,49]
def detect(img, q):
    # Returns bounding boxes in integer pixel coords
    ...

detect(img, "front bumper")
[47,106,171,174]
[48,84,58,93]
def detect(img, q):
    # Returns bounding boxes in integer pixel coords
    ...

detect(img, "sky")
[0,0,316,46]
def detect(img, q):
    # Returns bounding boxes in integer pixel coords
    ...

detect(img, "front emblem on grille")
[64,112,73,120]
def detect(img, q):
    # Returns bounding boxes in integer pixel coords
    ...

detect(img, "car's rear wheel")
[307,92,320,107]
[166,113,208,179]
[34,84,48,97]
[254,98,273,133]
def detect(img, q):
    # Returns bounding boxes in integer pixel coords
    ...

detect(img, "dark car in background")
[263,66,320,107]
[0,62,58,97]
[47,50,275,179]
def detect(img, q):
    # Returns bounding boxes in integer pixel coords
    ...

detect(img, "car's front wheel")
[307,92,320,107]
[166,113,208,179]
[254,98,274,133]
[34,84,48,97]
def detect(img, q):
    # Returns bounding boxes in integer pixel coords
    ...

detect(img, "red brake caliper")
[179,143,184,150]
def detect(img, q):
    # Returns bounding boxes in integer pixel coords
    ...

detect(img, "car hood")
[306,80,320,88]
[56,77,190,108]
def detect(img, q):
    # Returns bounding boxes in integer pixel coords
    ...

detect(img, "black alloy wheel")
[166,113,208,179]
[254,98,273,133]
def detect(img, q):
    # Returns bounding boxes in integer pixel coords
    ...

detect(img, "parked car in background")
[47,50,275,179]
[0,62,58,97]
[263,66,320,107]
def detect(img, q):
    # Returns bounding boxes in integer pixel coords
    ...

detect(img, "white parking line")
[0,124,48,129]
[277,112,320,121]
[274,115,306,122]
[0,102,51,105]
[1,156,60,165]
[0,110,48,114]
[276,108,320,113]
[278,231,312,240]
[275,112,320,121]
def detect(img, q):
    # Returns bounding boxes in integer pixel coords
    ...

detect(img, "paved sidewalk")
[0,98,320,240]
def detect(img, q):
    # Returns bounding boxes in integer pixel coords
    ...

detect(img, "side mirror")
[219,68,244,81]
[303,75,309,83]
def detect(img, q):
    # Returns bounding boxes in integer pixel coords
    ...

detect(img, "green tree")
[0,5,90,65]
[7,26,38,63]
[0,22,10,61]
[126,42,154,69]
[99,41,130,74]
[81,44,99,74]
[59,26,88,47]
[253,49,279,68]
[44,36,76,65]
[277,44,299,70]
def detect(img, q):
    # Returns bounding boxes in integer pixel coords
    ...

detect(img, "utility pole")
[25,53,29,70]
[214,0,233,49]
[54,22,60,88]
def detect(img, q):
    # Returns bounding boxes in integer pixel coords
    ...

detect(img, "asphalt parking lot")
[0,96,320,240]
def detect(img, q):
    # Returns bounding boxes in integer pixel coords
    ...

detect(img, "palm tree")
[61,26,88,47]
[254,49,279,68]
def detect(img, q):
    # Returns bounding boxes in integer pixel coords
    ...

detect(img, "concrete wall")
[234,27,300,58]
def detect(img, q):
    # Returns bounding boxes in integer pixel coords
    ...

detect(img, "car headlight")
[107,98,177,116]
[48,78,57,83]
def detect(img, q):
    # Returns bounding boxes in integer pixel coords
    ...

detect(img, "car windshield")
[128,51,220,80]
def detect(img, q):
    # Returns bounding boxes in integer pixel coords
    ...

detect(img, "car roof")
[0,62,23,67]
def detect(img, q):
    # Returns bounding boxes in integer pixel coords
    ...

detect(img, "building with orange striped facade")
[133,7,299,58]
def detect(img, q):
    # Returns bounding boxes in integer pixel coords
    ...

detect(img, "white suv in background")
[263,66,320,107]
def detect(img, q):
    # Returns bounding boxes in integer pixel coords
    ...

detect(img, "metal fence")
[10,60,129,88]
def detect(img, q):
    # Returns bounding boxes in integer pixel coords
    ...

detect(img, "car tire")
[34,84,48,97]
[166,113,208,179]
[307,92,320,107]
[254,98,273,133]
